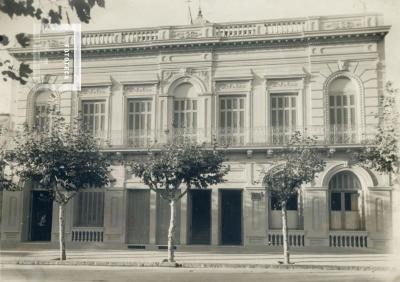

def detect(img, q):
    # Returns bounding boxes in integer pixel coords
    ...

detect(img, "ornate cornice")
[9,28,389,61]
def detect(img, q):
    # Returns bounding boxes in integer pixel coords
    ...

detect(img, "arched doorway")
[329,171,364,230]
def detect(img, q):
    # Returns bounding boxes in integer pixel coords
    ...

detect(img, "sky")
[1,0,399,113]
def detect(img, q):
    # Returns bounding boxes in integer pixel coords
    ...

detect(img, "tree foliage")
[355,82,399,174]
[131,142,228,201]
[0,0,105,84]
[5,111,112,204]
[0,146,16,191]
[264,132,326,202]
[263,132,326,264]
[130,142,228,263]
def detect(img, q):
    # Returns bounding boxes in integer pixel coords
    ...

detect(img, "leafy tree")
[130,142,228,264]
[354,82,399,251]
[355,82,399,175]
[5,111,112,260]
[0,127,17,191]
[0,146,16,191]
[263,132,325,264]
[0,0,105,84]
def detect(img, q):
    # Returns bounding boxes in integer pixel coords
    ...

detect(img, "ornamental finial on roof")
[192,5,209,25]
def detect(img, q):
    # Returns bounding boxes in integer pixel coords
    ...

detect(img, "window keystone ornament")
[337,60,349,71]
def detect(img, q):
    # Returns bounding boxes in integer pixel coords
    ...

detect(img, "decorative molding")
[214,75,253,94]
[171,29,202,39]
[337,60,350,71]
[123,84,156,95]
[161,68,210,95]
[216,81,249,92]
[79,86,111,97]
[321,19,364,31]
[318,163,375,188]
[266,78,304,91]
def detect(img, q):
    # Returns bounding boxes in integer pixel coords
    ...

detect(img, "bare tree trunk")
[167,199,176,263]
[281,201,290,264]
[59,203,66,261]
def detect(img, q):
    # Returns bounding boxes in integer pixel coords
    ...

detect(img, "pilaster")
[211,188,219,245]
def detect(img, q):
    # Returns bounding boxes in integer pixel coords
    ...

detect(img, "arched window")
[328,77,357,144]
[173,83,198,141]
[329,171,363,230]
[34,90,52,132]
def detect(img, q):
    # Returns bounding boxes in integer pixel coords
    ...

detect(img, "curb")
[1,260,395,272]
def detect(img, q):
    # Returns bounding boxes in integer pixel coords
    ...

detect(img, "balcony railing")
[20,14,382,50]
[267,230,305,247]
[329,230,368,248]
[77,14,380,47]
[1,124,377,150]
[71,227,104,242]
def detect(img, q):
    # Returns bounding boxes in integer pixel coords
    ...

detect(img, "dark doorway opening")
[127,190,150,244]
[220,190,242,245]
[30,191,53,241]
[189,190,211,245]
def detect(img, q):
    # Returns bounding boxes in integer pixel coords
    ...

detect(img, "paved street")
[2,248,397,269]
[1,265,400,282]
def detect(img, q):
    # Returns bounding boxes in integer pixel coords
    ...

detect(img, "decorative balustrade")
[329,231,368,248]
[21,14,382,49]
[81,29,159,46]
[264,20,306,35]
[267,230,305,247]
[71,227,104,242]
[215,24,258,37]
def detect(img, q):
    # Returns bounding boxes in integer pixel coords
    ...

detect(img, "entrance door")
[220,190,242,245]
[30,191,53,241]
[189,190,211,244]
[156,194,181,245]
[127,190,150,244]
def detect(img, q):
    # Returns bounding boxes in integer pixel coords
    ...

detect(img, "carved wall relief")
[123,84,156,95]
[266,78,303,91]
[80,86,110,96]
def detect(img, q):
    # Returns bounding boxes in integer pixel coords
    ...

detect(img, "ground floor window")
[329,171,363,230]
[269,193,301,229]
[73,190,105,227]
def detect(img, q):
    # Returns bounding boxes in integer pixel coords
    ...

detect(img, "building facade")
[1,12,394,250]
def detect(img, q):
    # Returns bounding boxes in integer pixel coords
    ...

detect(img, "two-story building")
[1,11,393,250]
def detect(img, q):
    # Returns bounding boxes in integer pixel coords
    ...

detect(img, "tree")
[5,111,112,260]
[263,132,326,264]
[0,146,16,191]
[1,0,105,84]
[0,128,17,191]
[354,81,400,252]
[355,82,399,175]
[130,142,228,264]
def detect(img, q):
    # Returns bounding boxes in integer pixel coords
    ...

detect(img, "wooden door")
[127,190,150,244]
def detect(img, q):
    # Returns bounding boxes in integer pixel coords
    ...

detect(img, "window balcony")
[1,124,377,151]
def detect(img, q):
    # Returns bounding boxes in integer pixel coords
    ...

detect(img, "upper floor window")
[328,77,357,144]
[219,96,245,145]
[172,83,198,141]
[271,94,297,144]
[82,100,106,138]
[34,90,51,132]
[127,99,152,147]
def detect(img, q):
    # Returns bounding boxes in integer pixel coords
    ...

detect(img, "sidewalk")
[1,247,399,271]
